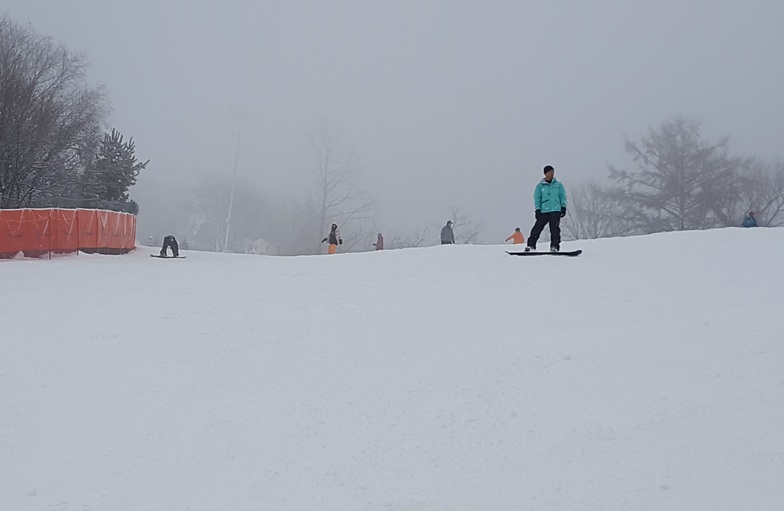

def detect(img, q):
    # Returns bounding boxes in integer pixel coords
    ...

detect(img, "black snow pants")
[160,235,179,257]
[527,212,562,250]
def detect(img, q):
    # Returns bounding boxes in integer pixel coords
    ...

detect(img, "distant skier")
[159,235,179,257]
[373,233,384,250]
[180,238,189,250]
[440,220,455,244]
[525,165,567,252]
[321,223,343,254]
[505,227,524,244]
[741,211,758,228]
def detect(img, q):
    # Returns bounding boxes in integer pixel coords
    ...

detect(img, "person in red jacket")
[505,227,524,244]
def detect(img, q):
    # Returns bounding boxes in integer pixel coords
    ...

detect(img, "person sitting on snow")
[741,211,758,228]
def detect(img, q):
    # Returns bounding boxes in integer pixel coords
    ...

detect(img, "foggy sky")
[4,0,784,242]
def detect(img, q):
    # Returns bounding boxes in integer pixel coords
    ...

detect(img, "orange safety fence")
[0,208,136,258]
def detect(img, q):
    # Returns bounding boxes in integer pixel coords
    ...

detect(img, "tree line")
[4,16,781,255]
[177,116,782,255]
[562,118,784,240]
[165,125,489,256]
[0,16,146,214]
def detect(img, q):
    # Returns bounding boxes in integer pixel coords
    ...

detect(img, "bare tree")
[448,205,485,244]
[0,16,105,208]
[607,117,745,233]
[304,124,376,254]
[735,159,784,227]
[385,224,437,249]
[561,180,635,240]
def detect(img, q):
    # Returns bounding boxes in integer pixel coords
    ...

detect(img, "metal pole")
[223,123,242,252]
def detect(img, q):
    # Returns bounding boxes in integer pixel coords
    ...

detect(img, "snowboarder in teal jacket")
[526,165,567,252]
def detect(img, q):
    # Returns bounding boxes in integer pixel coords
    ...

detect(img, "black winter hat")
[543,165,554,174]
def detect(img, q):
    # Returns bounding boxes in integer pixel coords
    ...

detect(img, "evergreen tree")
[607,117,745,233]
[88,129,149,203]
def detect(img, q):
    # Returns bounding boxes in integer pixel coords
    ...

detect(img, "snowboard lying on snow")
[506,249,582,257]
[150,254,187,259]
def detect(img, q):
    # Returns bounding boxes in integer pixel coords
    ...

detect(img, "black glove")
[339,239,343,245]
[535,209,541,220]
[321,238,327,243]
[560,207,566,218]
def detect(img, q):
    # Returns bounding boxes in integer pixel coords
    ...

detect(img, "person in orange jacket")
[505,227,524,244]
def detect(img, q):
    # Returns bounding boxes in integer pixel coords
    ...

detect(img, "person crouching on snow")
[160,235,179,257]
[321,223,343,254]
[741,211,758,228]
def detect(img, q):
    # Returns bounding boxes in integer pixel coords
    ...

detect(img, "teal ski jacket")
[534,177,567,213]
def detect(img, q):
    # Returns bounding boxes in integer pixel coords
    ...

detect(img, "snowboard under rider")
[322,223,343,254]
[526,165,567,252]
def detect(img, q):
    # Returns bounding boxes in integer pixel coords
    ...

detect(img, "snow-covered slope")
[2,228,782,510]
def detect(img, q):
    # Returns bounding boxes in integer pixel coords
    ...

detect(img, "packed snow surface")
[2,228,783,510]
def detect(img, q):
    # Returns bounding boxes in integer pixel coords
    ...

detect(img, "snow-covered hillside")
[2,228,782,510]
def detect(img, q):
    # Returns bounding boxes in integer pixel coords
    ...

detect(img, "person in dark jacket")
[373,233,384,250]
[526,165,567,252]
[321,223,342,254]
[741,211,758,227]
[440,221,455,244]
[159,235,179,257]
